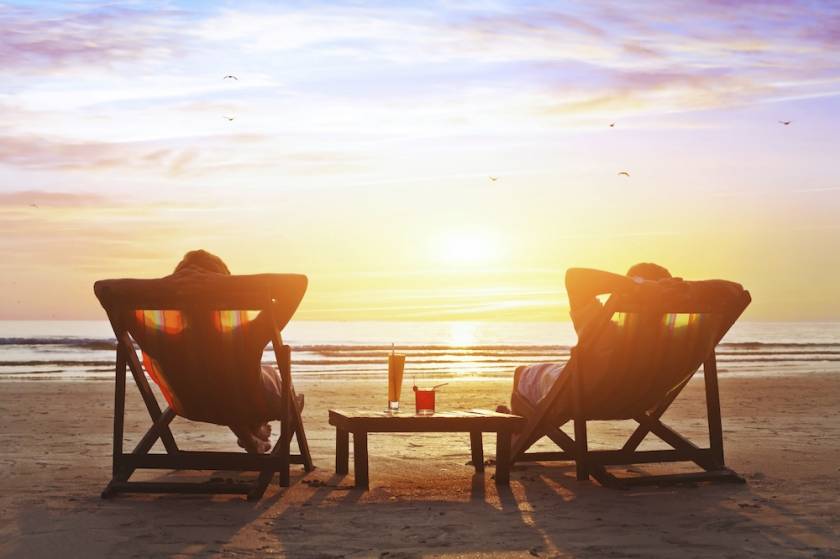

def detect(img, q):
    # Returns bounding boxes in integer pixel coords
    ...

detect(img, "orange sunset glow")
[1,1,839,324]
[4,3,840,558]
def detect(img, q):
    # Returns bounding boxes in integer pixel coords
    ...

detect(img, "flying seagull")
[223,75,238,80]
[779,120,792,126]
[609,122,616,128]
[488,176,498,182]
[223,116,235,121]
[617,171,630,177]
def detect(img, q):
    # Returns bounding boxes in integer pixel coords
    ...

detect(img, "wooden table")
[328,409,525,489]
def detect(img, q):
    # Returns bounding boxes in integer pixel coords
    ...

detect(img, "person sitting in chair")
[136,250,300,454]
[500,263,677,415]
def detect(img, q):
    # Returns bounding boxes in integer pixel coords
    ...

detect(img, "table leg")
[495,430,511,485]
[470,431,484,472]
[353,431,369,489]
[336,428,349,475]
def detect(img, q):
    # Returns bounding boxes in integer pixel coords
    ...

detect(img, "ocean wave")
[0,337,116,350]
[719,341,840,349]
[4,336,840,351]
[3,354,839,370]
[0,360,115,367]
[292,344,574,352]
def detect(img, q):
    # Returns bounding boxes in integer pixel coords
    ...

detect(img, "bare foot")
[235,436,259,453]
[254,423,271,441]
[236,435,270,454]
[231,425,267,454]
[496,405,512,414]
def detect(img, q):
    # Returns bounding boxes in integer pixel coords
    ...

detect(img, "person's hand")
[659,277,686,298]
[633,279,661,303]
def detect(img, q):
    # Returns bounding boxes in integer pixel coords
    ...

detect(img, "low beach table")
[328,409,525,489]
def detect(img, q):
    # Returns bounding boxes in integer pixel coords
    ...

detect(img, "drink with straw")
[387,344,405,412]
[413,380,448,415]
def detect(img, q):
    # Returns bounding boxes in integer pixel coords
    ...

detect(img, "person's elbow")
[565,268,585,292]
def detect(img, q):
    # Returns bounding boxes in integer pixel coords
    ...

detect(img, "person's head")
[173,250,230,275]
[626,262,671,281]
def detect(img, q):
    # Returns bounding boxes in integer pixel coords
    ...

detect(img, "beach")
[2,373,839,558]
[5,1,840,557]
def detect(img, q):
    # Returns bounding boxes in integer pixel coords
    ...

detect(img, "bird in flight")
[609,122,616,128]
[223,116,235,121]
[29,203,38,208]
[223,75,238,80]
[617,171,630,177]
[779,120,792,126]
[488,176,498,182]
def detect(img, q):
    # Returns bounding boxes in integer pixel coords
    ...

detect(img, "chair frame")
[96,276,314,500]
[510,291,751,487]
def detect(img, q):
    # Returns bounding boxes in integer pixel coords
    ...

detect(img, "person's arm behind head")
[565,268,639,309]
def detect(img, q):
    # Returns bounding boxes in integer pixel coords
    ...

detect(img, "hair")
[173,250,231,275]
[626,262,671,281]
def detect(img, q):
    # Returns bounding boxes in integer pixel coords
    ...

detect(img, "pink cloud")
[0,132,366,178]
[463,9,605,38]
[0,4,188,73]
[0,190,106,208]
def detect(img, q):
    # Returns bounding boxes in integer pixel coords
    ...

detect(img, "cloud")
[0,131,367,179]
[462,9,606,39]
[4,1,839,131]
[0,189,106,207]
[0,3,189,74]
[0,189,230,275]
[0,134,156,172]
[450,1,840,116]
[535,67,773,118]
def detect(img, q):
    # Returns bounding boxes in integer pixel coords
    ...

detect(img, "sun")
[448,322,478,347]
[434,230,500,266]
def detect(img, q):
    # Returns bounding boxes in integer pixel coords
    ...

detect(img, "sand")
[1,373,839,558]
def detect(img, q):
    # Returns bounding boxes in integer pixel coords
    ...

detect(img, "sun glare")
[448,322,478,347]
[435,231,500,266]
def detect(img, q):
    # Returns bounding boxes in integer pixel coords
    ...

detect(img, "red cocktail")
[415,389,435,415]
[413,382,447,415]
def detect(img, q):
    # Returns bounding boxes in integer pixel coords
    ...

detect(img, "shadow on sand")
[8,462,837,558]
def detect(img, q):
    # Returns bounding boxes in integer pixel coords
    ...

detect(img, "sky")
[1,0,839,321]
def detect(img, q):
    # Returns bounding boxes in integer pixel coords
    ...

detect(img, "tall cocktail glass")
[387,352,405,412]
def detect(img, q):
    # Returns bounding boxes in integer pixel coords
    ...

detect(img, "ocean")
[1,320,839,382]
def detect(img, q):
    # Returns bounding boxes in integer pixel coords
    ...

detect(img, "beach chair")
[510,280,751,487]
[94,272,313,500]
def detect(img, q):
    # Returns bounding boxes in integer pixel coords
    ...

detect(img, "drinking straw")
[432,383,449,391]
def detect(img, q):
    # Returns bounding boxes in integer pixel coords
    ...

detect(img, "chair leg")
[574,418,588,481]
[249,426,290,500]
[277,425,292,488]
[101,481,117,499]
[111,347,126,478]
[247,479,270,501]
[291,397,314,472]
[704,353,726,467]
[104,349,128,498]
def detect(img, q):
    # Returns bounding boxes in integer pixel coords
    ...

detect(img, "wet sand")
[1,373,839,558]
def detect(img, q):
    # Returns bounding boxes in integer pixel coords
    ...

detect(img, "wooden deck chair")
[94,272,314,500]
[510,280,751,487]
